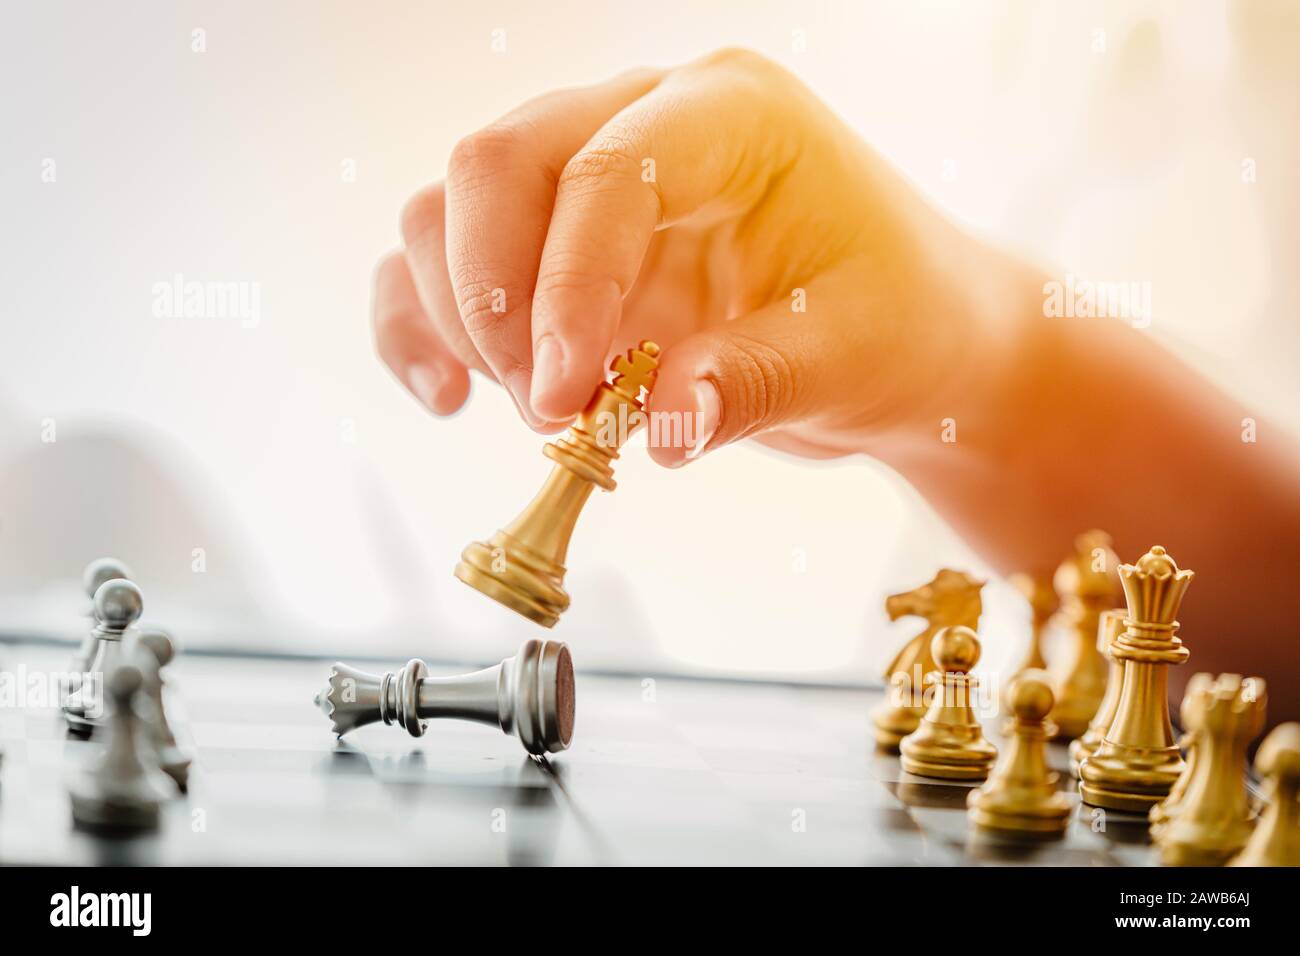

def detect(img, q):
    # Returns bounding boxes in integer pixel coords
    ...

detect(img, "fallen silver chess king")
[315,639,575,755]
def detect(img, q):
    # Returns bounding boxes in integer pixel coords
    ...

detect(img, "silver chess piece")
[65,558,134,697]
[316,639,575,755]
[81,558,135,616]
[64,579,143,736]
[132,628,191,792]
[69,664,173,832]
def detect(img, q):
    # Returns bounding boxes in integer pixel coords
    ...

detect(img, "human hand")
[373,48,1028,467]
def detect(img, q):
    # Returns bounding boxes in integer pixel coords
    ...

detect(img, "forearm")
[870,259,1300,720]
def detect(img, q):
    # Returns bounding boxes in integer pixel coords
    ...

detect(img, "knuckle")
[611,65,664,89]
[558,140,642,193]
[718,336,795,433]
[700,46,776,78]
[447,125,525,187]
[697,47,794,122]
[535,259,609,298]
[672,50,799,179]
[454,276,521,338]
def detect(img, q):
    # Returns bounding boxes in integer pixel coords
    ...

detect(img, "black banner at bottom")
[0,864,1284,939]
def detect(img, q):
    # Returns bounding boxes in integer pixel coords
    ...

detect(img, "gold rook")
[1154,673,1266,866]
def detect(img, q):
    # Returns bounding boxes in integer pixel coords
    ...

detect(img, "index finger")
[441,69,663,429]
[527,49,801,421]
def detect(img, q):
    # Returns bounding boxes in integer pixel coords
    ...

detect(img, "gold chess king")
[454,341,662,627]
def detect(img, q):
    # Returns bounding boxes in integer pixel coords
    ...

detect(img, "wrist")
[851,231,1048,468]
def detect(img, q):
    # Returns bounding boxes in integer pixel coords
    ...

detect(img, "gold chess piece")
[1230,722,1300,867]
[1148,671,1211,837]
[1154,673,1266,866]
[899,625,997,781]
[1048,531,1121,741]
[454,341,661,627]
[1068,608,1127,776]
[969,669,1072,836]
[1079,545,1193,812]
[1008,572,1056,677]
[1148,733,1194,835]
[871,570,984,751]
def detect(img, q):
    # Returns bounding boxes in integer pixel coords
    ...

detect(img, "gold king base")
[455,532,571,628]
[454,477,589,628]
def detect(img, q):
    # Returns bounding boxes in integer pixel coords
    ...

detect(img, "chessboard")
[0,640,1170,866]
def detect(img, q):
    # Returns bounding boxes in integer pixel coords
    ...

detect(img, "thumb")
[644,275,875,468]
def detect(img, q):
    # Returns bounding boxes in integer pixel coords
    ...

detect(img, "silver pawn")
[69,664,172,832]
[132,628,191,792]
[65,558,134,699]
[81,557,135,618]
[316,639,575,755]
[64,579,143,736]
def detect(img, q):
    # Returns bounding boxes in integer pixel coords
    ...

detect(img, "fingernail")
[503,367,539,425]
[684,380,721,460]
[407,364,444,411]
[530,335,565,410]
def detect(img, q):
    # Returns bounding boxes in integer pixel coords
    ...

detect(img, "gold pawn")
[1231,722,1300,867]
[1068,608,1128,776]
[1048,530,1121,741]
[1155,673,1266,866]
[1008,572,1057,677]
[899,625,997,781]
[1079,545,1193,812]
[454,341,661,627]
[1148,672,1212,837]
[871,570,984,751]
[969,669,1072,836]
